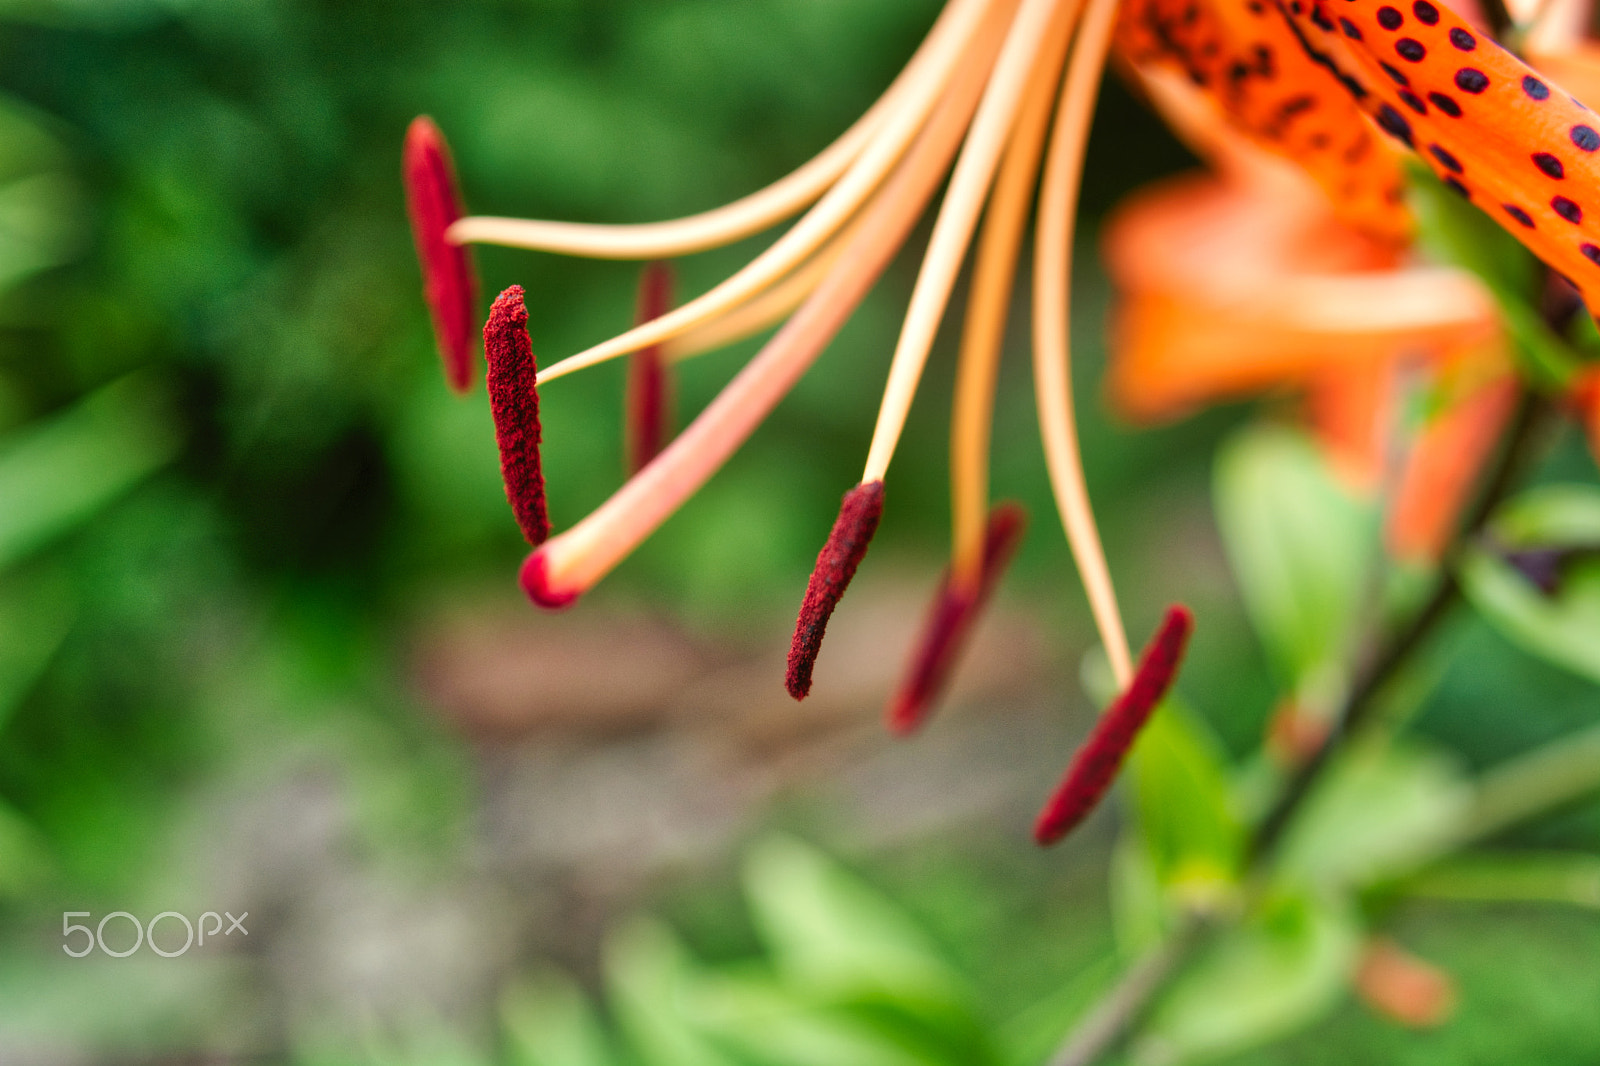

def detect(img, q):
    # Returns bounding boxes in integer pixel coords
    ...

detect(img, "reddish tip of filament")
[403,116,479,393]
[518,552,580,611]
[888,503,1028,736]
[627,262,675,474]
[485,285,551,546]
[786,481,886,701]
[1034,605,1195,846]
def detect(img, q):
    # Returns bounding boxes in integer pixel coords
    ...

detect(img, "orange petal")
[1116,0,1412,243]
[1281,0,1600,301]
[1304,358,1396,489]
[1103,172,1499,421]
[1387,369,1519,561]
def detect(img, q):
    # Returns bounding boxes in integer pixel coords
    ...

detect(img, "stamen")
[663,219,859,360]
[786,481,886,700]
[950,11,1068,587]
[626,262,674,473]
[535,0,1011,385]
[1033,0,1134,686]
[446,0,983,260]
[403,116,480,393]
[889,502,1027,734]
[485,285,550,546]
[1034,605,1194,845]
[519,39,1005,610]
[862,0,1077,484]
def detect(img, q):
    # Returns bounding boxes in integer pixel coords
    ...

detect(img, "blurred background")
[0,0,1595,1062]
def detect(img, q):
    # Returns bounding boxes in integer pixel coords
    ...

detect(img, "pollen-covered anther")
[627,261,675,474]
[888,503,1027,735]
[1033,604,1195,846]
[485,285,551,548]
[403,116,480,393]
[786,481,886,700]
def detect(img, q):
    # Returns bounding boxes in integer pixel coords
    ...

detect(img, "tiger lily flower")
[403,0,1600,837]
[408,0,1151,732]
[1106,0,1600,561]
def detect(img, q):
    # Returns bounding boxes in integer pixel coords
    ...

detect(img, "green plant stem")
[1250,389,1548,862]
[1044,389,1550,1066]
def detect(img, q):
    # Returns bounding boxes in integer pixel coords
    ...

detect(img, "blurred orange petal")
[1103,173,1500,424]
[1356,938,1458,1028]
[1387,369,1519,562]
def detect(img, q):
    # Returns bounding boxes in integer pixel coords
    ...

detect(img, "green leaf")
[1459,546,1600,684]
[502,970,618,1066]
[1137,891,1361,1064]
[0,373,182,570]
[0,569,73,734]
[603,918,737,1066]
[1276,741,1471,890]
[0,798,51,898]
[1126,700,1243,897]
[1490,484,1600,547]
[1404,851,1600,910]
[1214,424,1374,702]
[692,972,942,1066]
[742,836,965,1010]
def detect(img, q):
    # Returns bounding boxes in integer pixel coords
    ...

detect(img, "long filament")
[948,0,1076,589]
[447,0,983,260]
[861,0,1069,483]
[1032,0,1132,686]
[536,0,1011,385]
[529,19,1009,599]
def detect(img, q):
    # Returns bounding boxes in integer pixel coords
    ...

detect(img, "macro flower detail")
[1276,0,1600,293]
[787,480,886,701]
[485,285,551,548]
[626,262,675,474]
[1034,604,1194,845]
[403,116,479,393]
[408,0,1159,722]
[890,502,1027,735]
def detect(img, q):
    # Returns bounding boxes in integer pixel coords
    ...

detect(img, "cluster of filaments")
[408,0,1196,844]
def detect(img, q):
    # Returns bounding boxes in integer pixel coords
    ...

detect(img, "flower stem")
[1043,387,1551,1066]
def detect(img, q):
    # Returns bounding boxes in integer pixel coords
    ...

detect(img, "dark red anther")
[888,503,1027,735]
[627,262,675,473]
[403,116,479,393]
[485,286,550,546]
[786,480,885,700]
[1034,605,1195,846]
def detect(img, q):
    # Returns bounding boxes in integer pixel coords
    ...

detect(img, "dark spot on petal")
[1428,91,1462,116]
[1312,5,1335,30]
[1524,75,1551,100]
[1396,37,1426,60]
[1504,204,1535,228]
[1399,88,1428,114]
[1456,68,1489,93]
[1444,176,1470,198]
[1428,143,1463,172]
[1449,26,1476,49]
[1340,15,1362,36]
[1582,243,1600,265]
[1572,124,1600,151]
[1413,0,1440,22]
[1378,5,1403,27]
[1381,60,1411,85]
[1554,195,1583,223]
[1376,103,1414,146]
[1533,151,1565,179]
